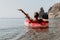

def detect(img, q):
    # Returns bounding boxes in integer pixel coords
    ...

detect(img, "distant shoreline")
[0,18,25,19]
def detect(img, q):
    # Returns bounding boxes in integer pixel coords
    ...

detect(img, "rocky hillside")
[48,3,60,18]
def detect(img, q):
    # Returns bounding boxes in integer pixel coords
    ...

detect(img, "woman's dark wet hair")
[42,13,48,19]
[34,12,39,18]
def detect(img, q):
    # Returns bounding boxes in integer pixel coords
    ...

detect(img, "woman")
[18,9,39,23]
[41,13,49,28]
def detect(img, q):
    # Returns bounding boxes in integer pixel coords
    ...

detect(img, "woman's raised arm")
[18,9,31,20]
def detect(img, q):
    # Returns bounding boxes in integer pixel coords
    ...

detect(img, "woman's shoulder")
[42,19,49,23]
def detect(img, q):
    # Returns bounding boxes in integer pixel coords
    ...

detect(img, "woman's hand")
[18,9,24,12]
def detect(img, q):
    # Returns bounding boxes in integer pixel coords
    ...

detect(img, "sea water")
[0,18,60,40]
[0,18,26,40]
[49,18,60,27]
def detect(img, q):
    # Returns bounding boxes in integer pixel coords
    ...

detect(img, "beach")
[17,27,60,40]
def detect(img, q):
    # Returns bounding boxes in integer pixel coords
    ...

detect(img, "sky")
[0,0,60,18]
